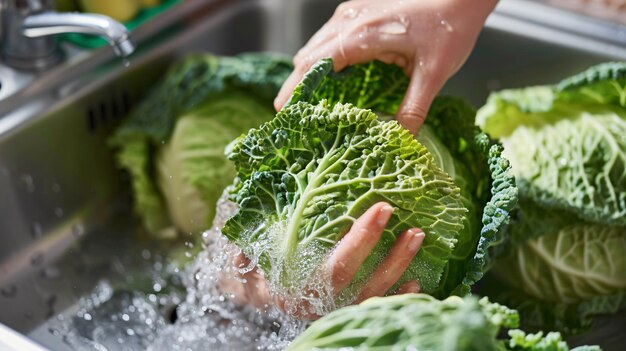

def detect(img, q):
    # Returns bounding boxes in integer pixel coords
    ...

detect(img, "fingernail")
[407,229,424,252]
[376,205,393,226]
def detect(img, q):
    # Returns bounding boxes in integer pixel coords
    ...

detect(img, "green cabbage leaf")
[223,59,517,300]
[477,62,626,334]
[110,53,292,237]
[287,294,599,351]
[477,63,626,225]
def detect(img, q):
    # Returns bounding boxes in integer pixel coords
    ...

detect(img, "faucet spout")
[1,1,136,71]
[23,13,136,57]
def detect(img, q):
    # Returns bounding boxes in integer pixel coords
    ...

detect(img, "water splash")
[52,195,310,350]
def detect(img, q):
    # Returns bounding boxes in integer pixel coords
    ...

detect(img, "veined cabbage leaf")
[110,53,292,237]
[223,59,517,302]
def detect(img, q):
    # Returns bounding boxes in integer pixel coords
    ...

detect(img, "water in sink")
[36,199,308,351]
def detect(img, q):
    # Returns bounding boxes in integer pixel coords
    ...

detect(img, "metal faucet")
[1,0,135,71]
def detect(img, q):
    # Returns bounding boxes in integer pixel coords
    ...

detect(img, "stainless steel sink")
[0,0,625,350]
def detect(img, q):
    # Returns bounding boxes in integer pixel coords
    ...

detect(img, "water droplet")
[378,20,407,35]
[141,249,151,260]
[122,59,131,68]
[153,283,162,292]
[20,174,35,192]
[48,328,60,336]
[54,207,64,218]
[121,313,130,321]
[72,224,85,237]
[343,7,357,19]
[440,19,454,32]
[40,267,61,280]
[31,222,43,238]
[31,252,45,266]
[83,313,92,321]
[126,328,135,336]
[1,285,17,298]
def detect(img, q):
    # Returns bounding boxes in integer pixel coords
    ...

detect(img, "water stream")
[47,198,308,351]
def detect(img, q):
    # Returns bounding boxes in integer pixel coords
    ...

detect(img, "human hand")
[274,0,497,134]
[228,202,425,319]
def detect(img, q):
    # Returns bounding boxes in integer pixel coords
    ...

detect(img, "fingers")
[396,62,448,134]
[355,228,424,303]
[326,202,393,293]
[396,280,420,295]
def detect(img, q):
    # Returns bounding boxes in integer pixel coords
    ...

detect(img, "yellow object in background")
[79,0,141,22]
[141,0,162,7]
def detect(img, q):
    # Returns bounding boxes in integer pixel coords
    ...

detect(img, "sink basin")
[0,0,625,349]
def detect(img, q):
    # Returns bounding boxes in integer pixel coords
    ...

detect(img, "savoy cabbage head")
[477,62,626,334]
[287,294,599,351]
[110,53,293,237]
[223,59,517,303]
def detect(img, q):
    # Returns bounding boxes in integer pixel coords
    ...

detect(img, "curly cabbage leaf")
[487,200,626,335]
[480,274,626,336]
[224,100,466,295]
[477,63,626,226]
[507,330,601,351]
[223,59,517,300]
[494,215,626,304]
[267,58,517,297]
[287,294,598,351]
[110,53,292,237]
[478,62,626,335]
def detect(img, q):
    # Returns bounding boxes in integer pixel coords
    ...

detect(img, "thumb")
[396,66,447,135]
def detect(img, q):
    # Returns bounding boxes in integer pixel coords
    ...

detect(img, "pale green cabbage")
[110,53,293,237]
[478,62,626,334]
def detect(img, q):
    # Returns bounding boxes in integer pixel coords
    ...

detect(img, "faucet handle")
[2,0,62,70]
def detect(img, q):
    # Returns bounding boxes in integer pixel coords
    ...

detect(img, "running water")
[52,195,309,351]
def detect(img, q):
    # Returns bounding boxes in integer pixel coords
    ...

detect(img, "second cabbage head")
[222,59,517,304]
[477,62,626,334]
